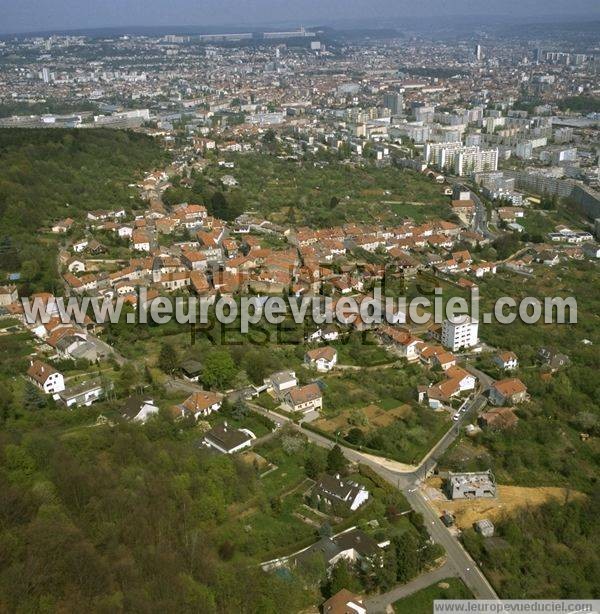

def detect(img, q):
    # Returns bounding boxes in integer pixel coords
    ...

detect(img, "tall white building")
[441,315,479,351]
[424,141,463,169]
[424,142,498,176]
[455,146,498,176]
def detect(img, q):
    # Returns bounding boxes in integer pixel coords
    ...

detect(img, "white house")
[493,351,518,370]
[118,225,133,239]
[304,346,338,372]
[283,383,323,414]
[27,360,65,398]
[203,422,256,454]
[172,391,222,420]
[314,474,370,511]
[269,370,298,398]
[67,258,86,273]
[58,379,104,407]
[72,239,89,253]
[122,396,160,423]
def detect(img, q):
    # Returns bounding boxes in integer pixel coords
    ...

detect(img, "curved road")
[246,396,497,600]
[168,374,497,600]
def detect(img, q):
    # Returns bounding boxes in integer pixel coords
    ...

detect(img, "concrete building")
[455,146,498,176]
[441,315,479,351]
[474,519,494,537]
[383,91,404,115]
[445,471,497,500]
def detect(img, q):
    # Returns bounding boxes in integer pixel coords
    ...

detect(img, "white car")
[452,413,460,421]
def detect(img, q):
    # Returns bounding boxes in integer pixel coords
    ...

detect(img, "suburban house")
[132,230,151,252]
[418,365,475,409]
[478,407,519,430]
[538,347,570,371]
[445,471,497,500]
[445,366,477,391]
[313,474,370,512]
[283,383,323,414]
[434,351,457,371]
[322,590,366,614]
[51,218,74,233]
[418,378,461,409]
[27,360,65,397]
[293,528,384,572]
[489,378,528,406]
[179,359,203,382]
[304,346,338,372]
[380,327,421,361]
[66,258,86,274]
[493,351,519,370]
[172,391,223,420]
[58,379,105,408]
[269,370,298,398]
[121,396,160,423]
[202,422,256,454]
[72,239,89,253]
[306,325,340,343]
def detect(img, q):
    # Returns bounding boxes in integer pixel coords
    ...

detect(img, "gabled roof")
[286,383,321,405]
[493,378,527,397]
[322,589,364,614]
[27,360,58,385]
[181,390,222,414]
[122,396,157,420]
[315,474,365,504]
[305,346,337,362]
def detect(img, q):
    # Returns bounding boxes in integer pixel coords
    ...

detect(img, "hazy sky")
[1,0,599,34]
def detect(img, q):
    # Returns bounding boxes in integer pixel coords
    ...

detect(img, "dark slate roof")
[203,422,252,452]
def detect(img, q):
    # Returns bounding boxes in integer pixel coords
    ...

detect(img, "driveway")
[365,561,458,613]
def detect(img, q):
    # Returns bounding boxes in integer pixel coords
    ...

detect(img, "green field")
[394,578,472,613]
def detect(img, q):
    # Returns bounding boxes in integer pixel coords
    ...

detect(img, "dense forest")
[0,128,166,291]
[463,494,600,598]
[0,412,310,613]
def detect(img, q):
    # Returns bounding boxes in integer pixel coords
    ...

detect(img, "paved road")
[464,364,495,389]
[365,561,457,613]
[405,488,497,600]
[247,399,497,599]
[165,376,204,394]
[166,376,498,600]
[470,189,493,239]
[449,180,495,240]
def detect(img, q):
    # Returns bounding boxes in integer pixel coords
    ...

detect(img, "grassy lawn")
[331,333,396,367]
[0,318,22,330]
[393,578,472,613]
[255,392,280,411]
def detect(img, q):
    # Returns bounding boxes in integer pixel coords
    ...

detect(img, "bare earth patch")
[428,482,587,529]
[314,403,411,434]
